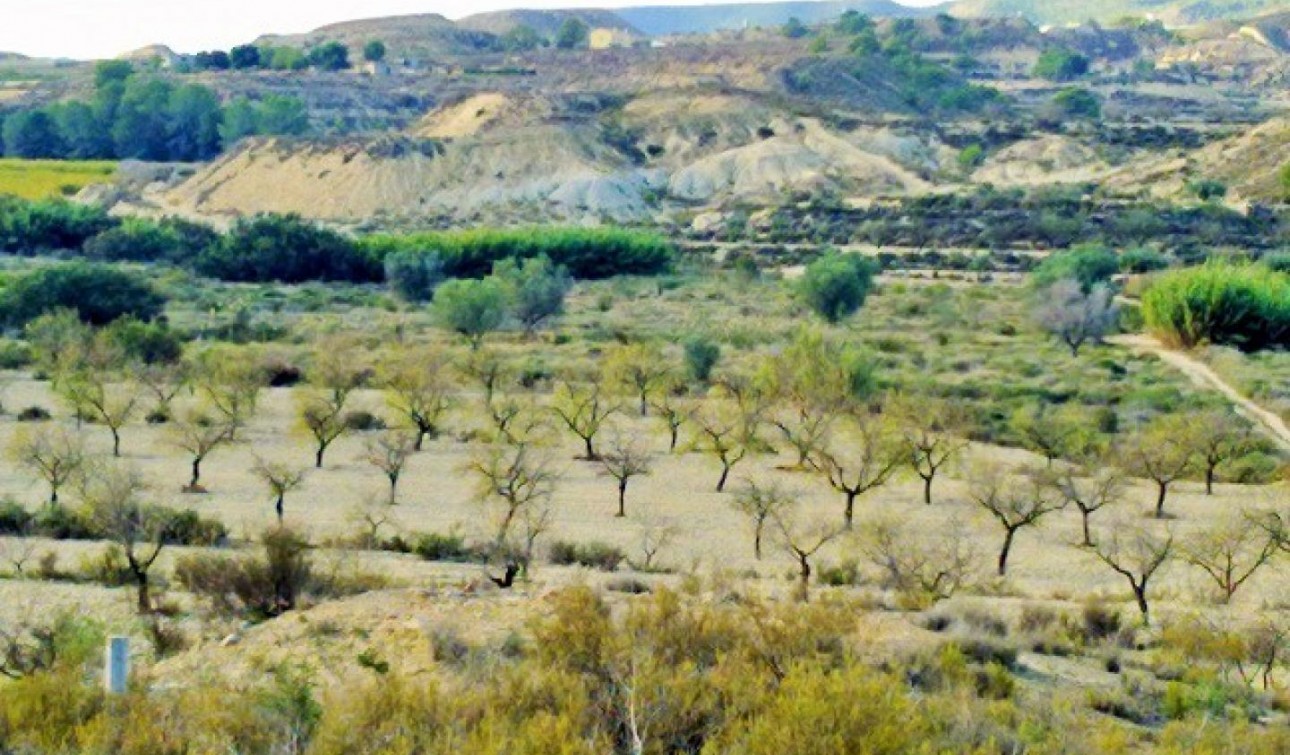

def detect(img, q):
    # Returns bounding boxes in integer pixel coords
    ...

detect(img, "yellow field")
[0,158,116,199]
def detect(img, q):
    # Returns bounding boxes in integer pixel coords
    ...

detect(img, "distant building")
[360,60,392,76]
[589,28,638,50]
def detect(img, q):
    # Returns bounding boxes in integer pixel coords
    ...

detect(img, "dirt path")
[1110,334,1290,452]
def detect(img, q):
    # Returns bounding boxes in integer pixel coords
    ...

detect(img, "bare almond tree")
[81,464,168,613]
[1182,514,1279,604]
[969,463,1065,576]
[647,384,692,453]
[1092,522,1174,627]
[1187,410,1252,496]
[1120,417,1195,518]
[1034,279,1119,356]
[773,506,846,602]
[190,348,263,440]
[297,342,368,468]
[169,410,236,491]
[606,342,672,417]
[551,378,620,461]
[691,400,754,493]
[380,349,455,451]
[364,431,416,505]
[808,410,904,528]
[893,395,970,505]
[598,431,653,518]
[466,441,558,554]
[1046,461,1125,548]
[137,362,189,422]
[860,517,977,604]
[59,374,141,457]
[253,458,308,523]
[731,480,796,560]
[9,425,85,506]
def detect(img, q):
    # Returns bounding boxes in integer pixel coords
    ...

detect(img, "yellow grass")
[0,158,117,200]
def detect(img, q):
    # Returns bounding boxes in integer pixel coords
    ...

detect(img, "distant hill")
[614,1,943,36]
[459,9,642,38]
[255,13,496,60]
[948,0,1288,27]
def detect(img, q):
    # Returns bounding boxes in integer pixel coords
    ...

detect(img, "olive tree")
[433,277,507,349]
[494,255,572,336]
[797,253,877,324]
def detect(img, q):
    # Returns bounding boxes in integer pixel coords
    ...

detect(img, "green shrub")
[1031,244,1118,290]
[0,262,165,327]
[683,335,721,383]
[548,540,625,572]
[797,252,877,323]
[1142,262,1290,351]
[1050,87,1101,120]
[1120,247,1169,274]
[0,196,116,254]
[406,532,478,562]
[362,227,673,280]
[196,214,379,284]
[0,498,32,534]
[383,249,444,303]
[1033,48,1089,81]
[432,277,507,348]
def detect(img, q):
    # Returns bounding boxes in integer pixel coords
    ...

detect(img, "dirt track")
[1110,334,1290,452]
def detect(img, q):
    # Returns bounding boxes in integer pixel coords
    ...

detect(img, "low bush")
[548,540,625,572]
[0,498,33,534]
[16,406,52,422]
[1142,262,1290,351]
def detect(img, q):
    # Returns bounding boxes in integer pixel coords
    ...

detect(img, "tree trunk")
[1133,583,1150,626]
[639,395,648,417]
[134,570,151,614]
[922,474,933,505]
[717,462,731,492]
[1080,511,1093,548]
[275,494,285,523]
[49,487,58,506]
[997,528,1015,576]
[668,426,679,453]
[1154,481,1168,518]
[753,523,763,560]
[190,457,202,488]
[583,436,596,461]
[112,428,122,458]
[388,476,399,506]
[414,429,426,452]
[617,480,628,518]
[315,444,326,469]
[844,490,859,529]
[797,555,811,602]
[1205,466,1215,496]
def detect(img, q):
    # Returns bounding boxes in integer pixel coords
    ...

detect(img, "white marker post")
[105,636,129,695]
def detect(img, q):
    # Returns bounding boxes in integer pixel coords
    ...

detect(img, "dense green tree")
[433,278,507,349]
[384,250,444,303]
[93,60,134,89]
[197,214,376,283]
[229,44,262,69]
[782,17,810,38]
[268,46,309,71]
[501,24,545,52]
[167,84,224,161]
[797,253,877,323]
[1031,244,1119,291]
[53,102,113,159]
[555,18,589,49]
[308,42,350,71]
[494,255,572,335]
[836,10,874,35]
[1033,48,1090,81]
[219,97,260,143]
[1050,87,1101,120]
[0,263,165,327]
[112,77,174,160]
[255,95,310,136]
[2,110,64,158]
[362,40,387,63]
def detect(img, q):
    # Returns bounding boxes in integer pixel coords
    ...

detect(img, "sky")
[3,0,945,60]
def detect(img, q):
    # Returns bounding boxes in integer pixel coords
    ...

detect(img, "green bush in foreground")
[1142,262,1290,351]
